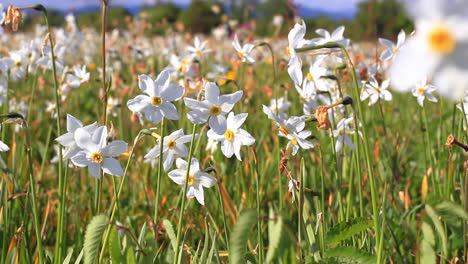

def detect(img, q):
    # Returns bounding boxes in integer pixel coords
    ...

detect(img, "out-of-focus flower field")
[0,1,468,263]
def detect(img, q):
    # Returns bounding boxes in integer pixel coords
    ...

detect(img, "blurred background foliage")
[20,0,413,41]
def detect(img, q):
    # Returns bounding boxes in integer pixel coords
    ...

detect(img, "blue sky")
[1,0,361,13]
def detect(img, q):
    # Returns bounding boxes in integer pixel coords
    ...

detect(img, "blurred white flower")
[379,30,406,61]
[411,77,438,107]
[360,77,392,106]
[312,26,350,47]
[333,116,360,152]
[187,36,211,59]
[390,0,468,100]
[232,34,255,64]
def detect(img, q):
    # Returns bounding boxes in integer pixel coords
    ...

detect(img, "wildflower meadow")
[0,0,468,263]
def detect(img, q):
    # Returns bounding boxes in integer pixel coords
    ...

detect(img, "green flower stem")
[296,42,382,261]
[378,100,388,137]
[420,106,438,196]
[253,42,282,212]
[8,114,45,264]
[217,182,230,249]
[99,130,146,263]
[250,148,264,263]
[317,146,326,255]
[153,119,166,242]
[101,0,109,126]
[174,124,198,264]
[464,167,468,256]
[24,5,63,263]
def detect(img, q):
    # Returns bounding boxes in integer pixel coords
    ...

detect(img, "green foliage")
[229,209,258,264]
[425,204,448,257]
[138,4,181,35]
[318,247,377,264]
[253,0,294,36]
[140,4,180,24]
[266,208,284,263]
[163,219,177,252]
[420,222,436,264]
[109,226,122,263]
[178,1,223,34]
[83,214,108,264]
[76,7,132,31]
[354,0,413,39]
[325,218,373,248]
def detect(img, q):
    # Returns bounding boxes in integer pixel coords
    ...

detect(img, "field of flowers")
[0,1,468,263]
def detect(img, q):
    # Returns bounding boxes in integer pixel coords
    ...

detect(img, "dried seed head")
[314,106,330,130]
[445,134,455,148]
[5,5,22,32]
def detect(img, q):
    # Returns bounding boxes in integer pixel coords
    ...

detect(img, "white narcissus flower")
[333,116,361,152]
[286,129,314,155]
[168,158,217,205]
[36,45,66,73]
[232,34,255,64]
[390,0,468,100]
[127,69,184,124]
[184,82,243,134]
[187,36,211,59]
[207,112,255,161]
[379,30,406,61]
[56,114,99,159]
[302,55,331,93]
[71,126,128,178]
[144,129,198,171]
[360,76,393,106]
[0,125,8,152]
[66,65,90,88]
[267,96,291,121]
[312,26,350,47]
[286,20,307,62]
[411,77,438,107]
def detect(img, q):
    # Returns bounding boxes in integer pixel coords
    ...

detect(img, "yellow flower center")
[417,87,425,95]
[167,140,176,149]
[237,51,245,59]
[90,152,103,164]
[291,137,298,145]
[224,129,235,141]
[15,61,21,67]
[427,25,455,54]
[306,72,314,81]
[209,105,221,116]
[151,96,162,106]
[286,47,291,58]
[187,174,195,185]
